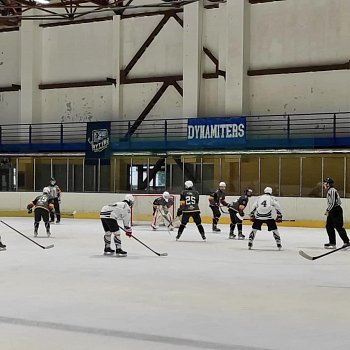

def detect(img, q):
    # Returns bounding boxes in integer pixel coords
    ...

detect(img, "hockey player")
[208,181,228,232]
[0,236,6,250]
[176,180,206,241]
[323,178,350,249]
[228,188,253,239]
[48,177,62,224]
[27,187,54,237]
[151,191,174,230]
[248,187,283,250]
[99,194,134,257]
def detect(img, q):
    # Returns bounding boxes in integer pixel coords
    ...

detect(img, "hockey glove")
[125,227,132,237]
[275,214,283,223]
[176,208,183,217]
[27,204,33,214]
[250,214,255,222]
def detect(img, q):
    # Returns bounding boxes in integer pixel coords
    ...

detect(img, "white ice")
[0,217,350,350]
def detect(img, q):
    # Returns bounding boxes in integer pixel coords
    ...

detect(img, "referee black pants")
[326,206,349,244]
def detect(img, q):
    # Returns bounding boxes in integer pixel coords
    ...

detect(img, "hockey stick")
[119,227,168,257]
[0,220,54,250]
[299,246,349,261]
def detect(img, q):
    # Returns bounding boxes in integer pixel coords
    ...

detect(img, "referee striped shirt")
[326,187,341,212]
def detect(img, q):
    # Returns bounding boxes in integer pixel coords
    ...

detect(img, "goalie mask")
[50,177,56,186]
[162,191,170,202]
[124,194,135,208]
[184,180,193,189]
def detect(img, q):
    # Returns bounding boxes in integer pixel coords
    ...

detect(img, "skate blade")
[116,254,127,257]
[0,248,6,251]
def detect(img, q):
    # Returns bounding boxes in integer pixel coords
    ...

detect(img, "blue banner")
[187,117,246,146]
[85,121,111,165]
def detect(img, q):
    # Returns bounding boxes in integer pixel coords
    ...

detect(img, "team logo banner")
[85,121,111,164]
[187,117,246,146]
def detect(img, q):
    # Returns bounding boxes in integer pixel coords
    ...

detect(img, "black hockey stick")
[0,220,54,250]
[119,227,168,257]
[299,246,348,261]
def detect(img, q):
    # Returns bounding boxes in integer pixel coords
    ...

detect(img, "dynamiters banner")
[85,121,111,165]
[187,117,246,147]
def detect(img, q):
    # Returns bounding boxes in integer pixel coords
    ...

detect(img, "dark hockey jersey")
[153,197,174,210]
[32,194,54,211]
[180,189,200,213]
[229,194,250,214]
[208,189,227,206]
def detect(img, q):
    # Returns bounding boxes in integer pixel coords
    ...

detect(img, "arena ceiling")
[0,0,226,28]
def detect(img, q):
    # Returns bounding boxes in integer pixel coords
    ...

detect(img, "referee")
[323,178,350,249]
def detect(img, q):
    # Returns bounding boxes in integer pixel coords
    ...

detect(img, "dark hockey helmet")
[323,177,334,187]
[50,177,56,185]
[245,188,253,197]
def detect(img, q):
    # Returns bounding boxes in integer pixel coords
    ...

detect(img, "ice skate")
[115,248,127,257]
[46,230,51,238]
[277,243,282,251]
[248,241,253,250]
[104,246,115,255]
[342,242,350,249]
[229,232,236,239]
[151,224,158,230]
[34,229,38,238]
[212,224,221,233]
[324,243,336,249]
[201,234,206,241]
[56,220,60,224]
[0,242,6,250]
[238,232,245,240]
[175,234,181,241]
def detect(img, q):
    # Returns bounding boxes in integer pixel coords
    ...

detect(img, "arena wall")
[0,192,348,229]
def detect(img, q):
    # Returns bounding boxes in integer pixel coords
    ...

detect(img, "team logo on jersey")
[88,129,110,153]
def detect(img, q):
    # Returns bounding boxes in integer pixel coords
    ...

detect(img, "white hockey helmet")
[162,191,170,202]
[264,187,273,194]
[184,180,193,189]
[219,181,226,190]
[124,194,135,207]
[43,186,50,194]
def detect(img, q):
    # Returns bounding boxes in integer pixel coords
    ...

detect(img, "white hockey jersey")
[100,201,131,228]
[250,194,282,220]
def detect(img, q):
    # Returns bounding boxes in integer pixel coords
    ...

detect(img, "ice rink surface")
[0,217,350,350]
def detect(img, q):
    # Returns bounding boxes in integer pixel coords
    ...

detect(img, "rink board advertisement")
[85,121,111,165]
[187,117,246,147]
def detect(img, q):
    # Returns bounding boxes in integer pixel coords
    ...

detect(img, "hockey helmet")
[162,191,171,202]
[219,181,226,190]
[43,186,50,194]
[264,187,273,194]
[124,194,135,207]
[50,177,56,185]
[245,188,253,197]
[185,180,193,189]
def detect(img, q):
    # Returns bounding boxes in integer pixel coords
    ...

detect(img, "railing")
[1,112,350,152]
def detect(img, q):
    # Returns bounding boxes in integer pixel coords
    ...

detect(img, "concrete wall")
[0,1,349,124]
[1,192,348,228]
